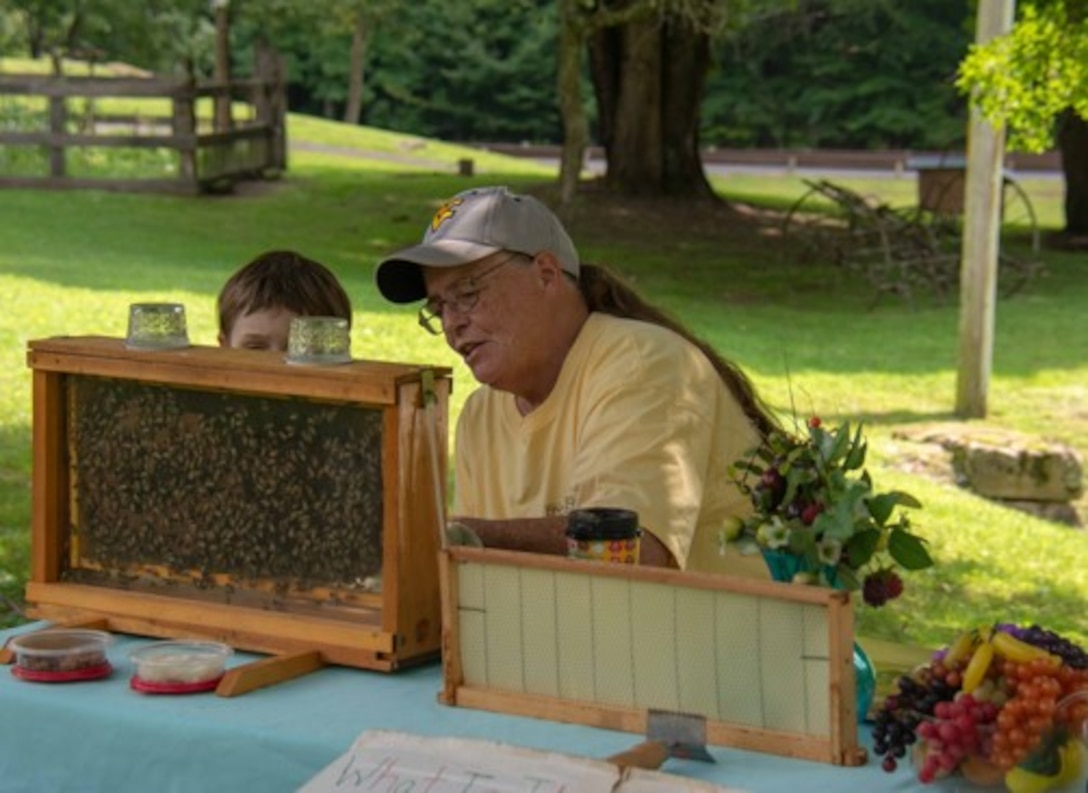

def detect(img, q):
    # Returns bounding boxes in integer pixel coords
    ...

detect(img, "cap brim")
[375,240,503,303]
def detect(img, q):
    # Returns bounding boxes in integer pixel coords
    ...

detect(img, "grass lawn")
[1,101,1085,660]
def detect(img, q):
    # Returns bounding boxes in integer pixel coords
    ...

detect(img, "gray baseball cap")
[374,186,580,304]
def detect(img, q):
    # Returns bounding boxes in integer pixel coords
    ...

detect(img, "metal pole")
[955,0,1015,418]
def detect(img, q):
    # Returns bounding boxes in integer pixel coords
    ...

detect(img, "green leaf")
[888,529,933,571]
[788,527,818,558]
[890,490,923,509]
[828,421,852,462]
[834,565,859,591]
[813,501,856,541]
[844,528,882,568]
[866,490,919,524]
[781,472,800,509]
[730,459,764,476]
[844,432,867,471]
[867,493,898,525]
[1018,728,1067,776]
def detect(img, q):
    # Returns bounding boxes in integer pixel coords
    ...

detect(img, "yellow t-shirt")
[453,312,768,577]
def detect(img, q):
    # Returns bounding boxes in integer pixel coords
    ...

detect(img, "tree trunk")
[556,0,589,206]
[1057,110,1088,238]
[343,13,368,126]
[588,17,715,199]
[661,20,714,197]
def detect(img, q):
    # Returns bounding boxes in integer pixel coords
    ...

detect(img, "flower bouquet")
[872,624,1088,791]
[726,416,934,604]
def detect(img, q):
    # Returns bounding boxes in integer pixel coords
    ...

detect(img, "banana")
[944,629,978,666]
[992,630,1060,665]
[962,639,995,694]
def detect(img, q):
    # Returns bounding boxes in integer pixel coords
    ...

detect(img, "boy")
[217,250,353,351]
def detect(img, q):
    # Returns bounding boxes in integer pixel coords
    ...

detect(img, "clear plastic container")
[129,640,233,694]
[9,629,113,682]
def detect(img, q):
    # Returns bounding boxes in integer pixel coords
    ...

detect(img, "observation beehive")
[438,547,866,766]
[25,337,451,673]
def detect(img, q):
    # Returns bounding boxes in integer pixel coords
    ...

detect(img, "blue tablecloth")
[0,623,917,793]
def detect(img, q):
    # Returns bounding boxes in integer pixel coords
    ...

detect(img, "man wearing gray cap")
[374,186,777,574]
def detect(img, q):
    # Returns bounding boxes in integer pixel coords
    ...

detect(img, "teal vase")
[761,549,876,724]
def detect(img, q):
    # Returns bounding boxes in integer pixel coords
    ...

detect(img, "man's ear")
[217,332,228,348]
[534,251,565,285]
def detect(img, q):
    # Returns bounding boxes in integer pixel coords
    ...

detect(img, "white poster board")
[299,730,744,793]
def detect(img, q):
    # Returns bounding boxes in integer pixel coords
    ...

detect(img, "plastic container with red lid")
[129,640,233,695]
[9,629,114,683]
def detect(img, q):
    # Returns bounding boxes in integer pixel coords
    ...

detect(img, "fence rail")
[475,143,1062,174]
[0,47,286,194]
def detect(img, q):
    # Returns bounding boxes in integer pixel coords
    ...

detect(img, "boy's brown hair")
[218,250,353,338]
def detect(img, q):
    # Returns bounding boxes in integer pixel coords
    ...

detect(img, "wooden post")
[48,94,66,177]
[259,44,287,172]
[173,79,197,187]
[955,0,1015,418]
[212,0,232,133]
[252,43,271,129]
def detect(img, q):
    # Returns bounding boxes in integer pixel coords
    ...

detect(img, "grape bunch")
[871,662,959,773]
[914,694,1000,784]
[1010,624,1088,669]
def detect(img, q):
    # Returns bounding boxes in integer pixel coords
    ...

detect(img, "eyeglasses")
[417,252,522,335]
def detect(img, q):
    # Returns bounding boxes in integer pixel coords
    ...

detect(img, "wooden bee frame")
[438,547,867,767]
[24,337,451,682]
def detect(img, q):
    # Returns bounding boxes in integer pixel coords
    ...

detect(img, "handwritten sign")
[298,731,744,793]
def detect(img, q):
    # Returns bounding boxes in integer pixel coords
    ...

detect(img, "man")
[374,186,775,574]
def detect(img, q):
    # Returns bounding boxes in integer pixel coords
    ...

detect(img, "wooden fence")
[0,48,286,194]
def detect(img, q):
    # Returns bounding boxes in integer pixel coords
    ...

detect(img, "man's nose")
[441,305,470,338]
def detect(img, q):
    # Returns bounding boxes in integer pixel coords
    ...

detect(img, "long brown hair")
[578,263,780,439]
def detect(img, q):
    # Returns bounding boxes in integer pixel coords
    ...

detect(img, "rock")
[891,423,1084,527]
[951,440,1083,502]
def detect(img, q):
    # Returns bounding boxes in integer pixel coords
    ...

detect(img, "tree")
[957,0,1088,240]
[365,0,560,142]
[0,0,214,74]
[555,0,653,203]
[556,0,727,199]
[702,0,973,149]
[246,0,393,125]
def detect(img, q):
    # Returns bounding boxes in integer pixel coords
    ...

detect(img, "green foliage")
[232,0,566,142]
[0,0,214,73]
[703,0,973,149]
[956,1,1088,153]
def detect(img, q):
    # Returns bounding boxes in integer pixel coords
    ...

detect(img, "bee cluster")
[63,375,385,602]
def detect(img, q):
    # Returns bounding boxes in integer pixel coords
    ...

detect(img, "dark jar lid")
[565,508,641,541]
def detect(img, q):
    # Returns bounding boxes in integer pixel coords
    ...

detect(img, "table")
[0,623,918,793]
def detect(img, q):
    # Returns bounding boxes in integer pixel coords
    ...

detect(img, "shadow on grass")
[846,409,962,428]
[2,172,1086,381]
[917,557,1088,644]
[860,556,1088,650]
[0,421,32,630]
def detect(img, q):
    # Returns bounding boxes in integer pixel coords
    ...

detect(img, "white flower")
[756,517,790,549]
[817,537,843,565]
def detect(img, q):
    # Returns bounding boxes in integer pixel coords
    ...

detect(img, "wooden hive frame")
[438,547,867,767]
[21,337,451,688]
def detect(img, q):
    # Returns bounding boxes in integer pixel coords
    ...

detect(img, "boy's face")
[219,306,299,352]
